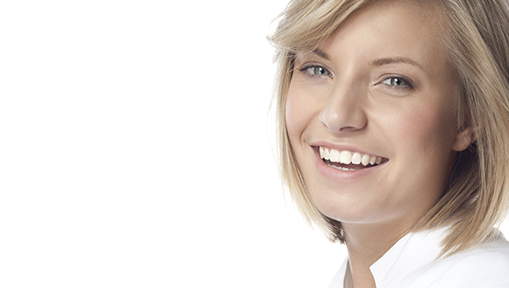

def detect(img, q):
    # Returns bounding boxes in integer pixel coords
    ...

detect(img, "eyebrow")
[312,49,331,61]
[370,57,422,69]
[309,51,423,70]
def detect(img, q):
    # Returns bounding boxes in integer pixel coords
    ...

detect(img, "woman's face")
[286,0,471,227]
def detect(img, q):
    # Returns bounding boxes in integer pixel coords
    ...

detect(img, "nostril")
[319,103,367,133]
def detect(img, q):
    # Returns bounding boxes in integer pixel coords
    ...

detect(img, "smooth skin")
[285,0,475,287]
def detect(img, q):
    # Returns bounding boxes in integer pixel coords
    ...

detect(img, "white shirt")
[327,228,509,287]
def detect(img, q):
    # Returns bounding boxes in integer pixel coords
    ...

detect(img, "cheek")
[401,110,443,143]
[284,95,299,138]
[385,103,458,183]
[285,83,315,141]
[403,108,456,151]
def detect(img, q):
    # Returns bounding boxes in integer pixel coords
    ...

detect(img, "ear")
[452,125,477,152]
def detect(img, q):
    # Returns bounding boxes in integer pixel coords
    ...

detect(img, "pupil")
[393,78,404,86]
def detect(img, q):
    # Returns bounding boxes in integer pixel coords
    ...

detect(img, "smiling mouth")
[318,146,388,171]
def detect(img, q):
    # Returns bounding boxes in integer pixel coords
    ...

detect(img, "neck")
[342,221,413,288]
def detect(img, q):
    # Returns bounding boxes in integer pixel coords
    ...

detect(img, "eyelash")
[297,64,333,79]
[297,64,416,91]
[381,76,415,91]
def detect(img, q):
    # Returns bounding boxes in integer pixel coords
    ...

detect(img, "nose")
[319,83,368,133]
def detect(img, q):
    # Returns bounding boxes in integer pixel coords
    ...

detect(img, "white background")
[0,1,507,287]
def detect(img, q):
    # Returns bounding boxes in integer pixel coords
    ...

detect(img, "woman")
[269,0,509,287]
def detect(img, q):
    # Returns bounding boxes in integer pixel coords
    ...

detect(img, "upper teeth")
[319,147,383,166]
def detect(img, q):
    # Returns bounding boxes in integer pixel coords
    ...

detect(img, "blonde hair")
[269,0,509,256]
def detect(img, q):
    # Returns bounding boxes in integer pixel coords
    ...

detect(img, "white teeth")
[319,147,385,167]
[351,152,362,165]
[324,148,330,159]
[340,151,352,164]
[323,147,330,160]
[361,154,370,166]
[319,147,330,160]
[330,149,340,162]
[332,166,355,171]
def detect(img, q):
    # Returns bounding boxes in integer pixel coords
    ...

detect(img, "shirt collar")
[368,227,447,288]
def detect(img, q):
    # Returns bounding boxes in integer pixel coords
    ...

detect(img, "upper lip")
[310,141,388,159]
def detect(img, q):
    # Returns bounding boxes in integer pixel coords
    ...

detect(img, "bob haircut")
[269,0,509,256]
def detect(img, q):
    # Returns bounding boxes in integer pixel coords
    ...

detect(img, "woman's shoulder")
[439,232,509,269]
[422,232,509,287]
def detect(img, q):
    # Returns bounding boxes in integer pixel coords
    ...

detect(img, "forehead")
[315,0,448,69]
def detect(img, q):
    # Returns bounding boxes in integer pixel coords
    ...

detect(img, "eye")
[308,66,331,77]
[382,77,412,89]
[298,65,333,79]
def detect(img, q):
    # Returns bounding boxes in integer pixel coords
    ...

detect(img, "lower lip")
[314,147,386,182]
